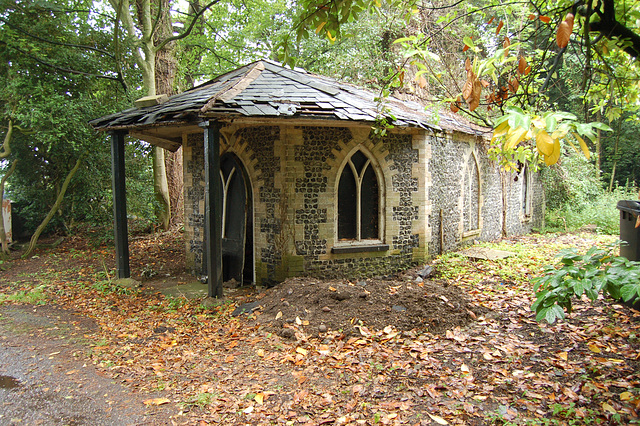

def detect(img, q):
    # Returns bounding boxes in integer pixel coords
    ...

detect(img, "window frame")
[521,165,533,220]
[461,152,482,239]
[333,146,386,250]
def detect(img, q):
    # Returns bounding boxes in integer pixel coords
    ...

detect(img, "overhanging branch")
[589,0,640,58]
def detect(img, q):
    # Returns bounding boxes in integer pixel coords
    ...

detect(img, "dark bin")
[617,200,640,262]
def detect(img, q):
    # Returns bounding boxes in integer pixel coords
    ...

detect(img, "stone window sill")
[462,229,481,239]
[331,243,390,254]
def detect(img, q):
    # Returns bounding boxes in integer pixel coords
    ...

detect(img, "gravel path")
[0,304,176,425]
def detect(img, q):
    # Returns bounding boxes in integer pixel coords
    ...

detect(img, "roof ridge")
[200,61,266,113]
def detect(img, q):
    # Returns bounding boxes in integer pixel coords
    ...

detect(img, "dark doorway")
[220,153,253,285]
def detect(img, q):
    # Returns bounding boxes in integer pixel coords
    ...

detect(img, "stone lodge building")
[91,60,544,293]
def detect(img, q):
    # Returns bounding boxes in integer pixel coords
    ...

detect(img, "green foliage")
[488,107,611,170]
[532,243,640,324]
[600,116,640,188]
[541,153,638,234]
[0,0,148,237]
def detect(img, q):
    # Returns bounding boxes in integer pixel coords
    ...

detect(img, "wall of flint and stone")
[427,133,544,255]
[182,124,544,284]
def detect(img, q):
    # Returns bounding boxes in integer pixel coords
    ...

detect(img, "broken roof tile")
[90,59,488,137]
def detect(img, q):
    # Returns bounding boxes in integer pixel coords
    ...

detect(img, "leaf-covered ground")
[1,230,639,425]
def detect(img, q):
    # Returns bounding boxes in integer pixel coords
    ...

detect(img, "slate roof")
[90,60,488,137]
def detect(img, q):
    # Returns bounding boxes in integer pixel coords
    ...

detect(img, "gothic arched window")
[337,149,380,241]
[463,154,481,234]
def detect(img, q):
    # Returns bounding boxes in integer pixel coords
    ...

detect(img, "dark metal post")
[110,131,130,279]
[202,121,223,298]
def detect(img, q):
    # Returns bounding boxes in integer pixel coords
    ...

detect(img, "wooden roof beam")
[129,132,182,152]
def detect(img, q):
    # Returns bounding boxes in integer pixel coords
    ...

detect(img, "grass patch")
[0,284,48,305]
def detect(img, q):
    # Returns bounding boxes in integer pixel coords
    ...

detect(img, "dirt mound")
[249,272,485,337]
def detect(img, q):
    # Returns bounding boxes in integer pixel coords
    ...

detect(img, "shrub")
[532,243,640,323]
[541,152,638,234]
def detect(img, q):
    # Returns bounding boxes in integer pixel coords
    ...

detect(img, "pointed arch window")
[337,149,380,241]
[521,165,532,219]
[463,154,481,235]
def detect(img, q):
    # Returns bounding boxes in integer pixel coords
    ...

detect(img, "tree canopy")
[281,0,640,171]
[0,0,638,242]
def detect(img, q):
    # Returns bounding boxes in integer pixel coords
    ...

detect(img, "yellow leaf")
[275,311,282,320]
[588,344,601,353]
[573,133,591,160]
[296,347,308,356]
[620,391,633,401]
[544,138,561,165]
[315,22,326,35]
[602,402,617,414]
[491,121,510,142]
[557,351,568,361]
[254,392,264,405]
[532,117,546,129]
[551,129,567,139]
[143,397,170,406]
[427,413,449,425]
[536,130,554,156]
[256,348,265,357]
[505,126,527,150]
[326,30,336,43]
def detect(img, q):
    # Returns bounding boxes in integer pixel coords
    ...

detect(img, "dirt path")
[0,304,176,425]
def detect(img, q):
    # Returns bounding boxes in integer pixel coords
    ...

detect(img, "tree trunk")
[153,147,171,230]
[165,148,184,226]
[0,159,17,256]
[154,0,183,228]
[22,158,82,259]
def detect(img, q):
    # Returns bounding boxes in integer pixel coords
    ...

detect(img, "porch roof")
[90,60,488,146]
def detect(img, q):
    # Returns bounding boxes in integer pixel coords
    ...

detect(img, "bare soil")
[250,274,486,337]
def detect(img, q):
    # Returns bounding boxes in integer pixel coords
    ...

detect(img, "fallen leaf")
[296,347,308,356]
[620,391,633,401]
[254,392,264,405]
[143,397,170,406]
[588,344,601,353]
[275,311,282,320]
[428,413,449,425]
[602,402,617,414]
